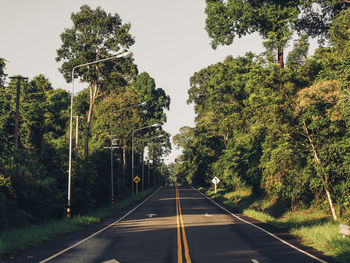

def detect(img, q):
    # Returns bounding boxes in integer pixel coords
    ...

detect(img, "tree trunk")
[84,100,93,159]
[302,120,338,221]
[274,48,336,220]
[122,146,127,180]
[278,45,284,69]
[141,147,144,192]
[84,82,98,159]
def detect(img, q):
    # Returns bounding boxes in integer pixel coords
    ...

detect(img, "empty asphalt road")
[4,186,335,263]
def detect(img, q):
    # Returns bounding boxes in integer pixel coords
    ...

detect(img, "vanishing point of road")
[4,186,336,263]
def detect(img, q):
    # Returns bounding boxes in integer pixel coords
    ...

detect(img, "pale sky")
[0,0,268,163]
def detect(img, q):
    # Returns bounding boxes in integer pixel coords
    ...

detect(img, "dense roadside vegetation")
[173,1,350,259]
[0,5,170,231]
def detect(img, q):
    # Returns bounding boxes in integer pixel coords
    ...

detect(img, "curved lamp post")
[132,123,161,195]
[141,134,165,192]
[67,51,133,218]
[107,101,146,204]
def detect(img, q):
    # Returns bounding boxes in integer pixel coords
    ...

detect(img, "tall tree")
[205,0,302,68]
[295,0,350,43]
[21,75,52,151]
[56,5,136,158]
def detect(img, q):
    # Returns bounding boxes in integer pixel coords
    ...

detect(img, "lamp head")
[119,51,133,59]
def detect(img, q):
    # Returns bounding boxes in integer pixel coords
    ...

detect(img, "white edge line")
[39,187,163,263]
[192,187,328,263]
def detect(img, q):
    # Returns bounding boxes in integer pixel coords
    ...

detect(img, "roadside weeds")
[199,187,350,263]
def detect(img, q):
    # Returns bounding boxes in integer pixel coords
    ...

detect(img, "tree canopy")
[175,5,350,221]
[0,5,171,228]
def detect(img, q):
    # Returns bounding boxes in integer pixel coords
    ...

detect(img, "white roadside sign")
[212,176,220,193]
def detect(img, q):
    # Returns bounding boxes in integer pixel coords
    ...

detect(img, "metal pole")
[136,178,139,194]
[131,124,160,195]
[111,102,145,199]
[148,164,150,189]
[132,130,135,195]
[75,116,79,148]
[111,148,114,204]
[67,68,74,218]
[110,111,114,204]
[67,51,133,218]
[141,146,145,192]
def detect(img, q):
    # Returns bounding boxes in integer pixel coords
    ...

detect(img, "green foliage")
[0,5,169,232]
[177,6,350,221]
[205,0,299,47]
[56,5,135,83]
[295,0,350,43]
[205,0,303,67]
[56,5,137,158]
[286,34,310,67]
[329,8,350,58]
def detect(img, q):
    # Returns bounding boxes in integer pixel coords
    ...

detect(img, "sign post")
[212,176,220,194]
[134,176,141,194]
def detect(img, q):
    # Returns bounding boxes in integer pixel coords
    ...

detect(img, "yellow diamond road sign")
[133,176,141,183]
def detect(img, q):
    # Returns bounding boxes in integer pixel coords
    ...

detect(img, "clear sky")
[0,0,268,163]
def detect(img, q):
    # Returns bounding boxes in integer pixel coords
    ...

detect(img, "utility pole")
[9,76,28,150]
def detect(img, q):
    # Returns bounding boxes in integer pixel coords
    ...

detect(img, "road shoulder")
[193,187,340,263]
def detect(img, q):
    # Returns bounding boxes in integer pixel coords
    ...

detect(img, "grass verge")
[0,187,156,257]
[199,187,350,263]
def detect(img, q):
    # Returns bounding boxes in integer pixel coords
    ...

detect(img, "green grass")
[0,187,156,256]
[203,187,350,263]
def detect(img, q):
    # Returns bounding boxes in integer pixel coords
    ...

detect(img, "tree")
[56,5,136,158]
[21,75,52,151]
[0,59,12,152]
[205,0,301,68]
[286,34,310,68]
[294,80,347,220]
[295,0,350,43]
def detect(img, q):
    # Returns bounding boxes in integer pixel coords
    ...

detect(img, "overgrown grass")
[202,187,350,263]
[0,187,156,256]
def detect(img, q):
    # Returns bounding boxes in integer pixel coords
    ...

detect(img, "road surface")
[4,186,336,263]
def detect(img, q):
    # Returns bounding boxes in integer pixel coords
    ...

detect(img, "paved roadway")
[3,186,336,263]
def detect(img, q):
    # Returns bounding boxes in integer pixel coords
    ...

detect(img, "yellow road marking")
[176,186,192,263]
[176,187,183,263]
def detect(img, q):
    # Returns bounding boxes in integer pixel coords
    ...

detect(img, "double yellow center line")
[176,186,192,263]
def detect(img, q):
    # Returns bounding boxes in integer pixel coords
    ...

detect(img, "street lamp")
[104,140,119,205]
[106,101,146,204]
[141,135,165,192]
[132,123,161,195]
[110,102,147,134]
[67,51,133,218]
